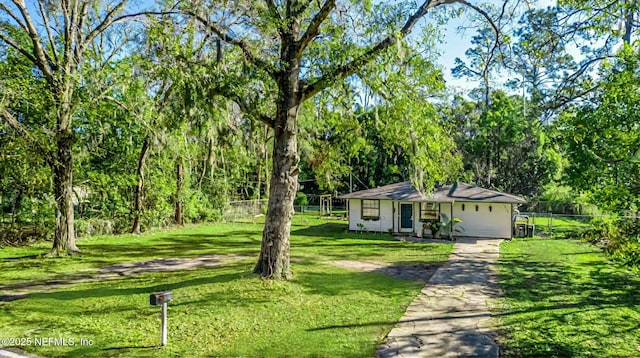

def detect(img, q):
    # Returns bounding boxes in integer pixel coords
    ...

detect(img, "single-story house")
[339,181,527,239]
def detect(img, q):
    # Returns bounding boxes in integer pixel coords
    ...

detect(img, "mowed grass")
[498,238,640,357]
[0,215,452,357]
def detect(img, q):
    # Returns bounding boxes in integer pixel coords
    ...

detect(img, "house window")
[489,205,492,212]
[475,205,479,212]
[420,203,439,221]
[361,199,380,220]
[462,204,465,211]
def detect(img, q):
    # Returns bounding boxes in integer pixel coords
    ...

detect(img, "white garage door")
[452,202,511,238]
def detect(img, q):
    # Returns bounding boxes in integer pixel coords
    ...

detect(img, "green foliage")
[294,192,308,206]
[438,213,463,237]
[298,37,461,194]
[0,42,55,234]
[569,216,619,245]
[74,219,117,237]
[507,7,579,115]
[184,189,223,223]
[532,183,598,215]
[445,92,559,197]
[566,215,640,271]
[558,0,639,42]
[558,45,640,213]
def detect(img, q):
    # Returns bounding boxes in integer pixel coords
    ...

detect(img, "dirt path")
[377,237,502,358]
[0,254,246,302]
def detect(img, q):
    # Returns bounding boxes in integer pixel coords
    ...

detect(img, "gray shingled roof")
[339,181,527,204]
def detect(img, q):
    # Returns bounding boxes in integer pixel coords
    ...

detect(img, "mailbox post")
[150,291,173,346]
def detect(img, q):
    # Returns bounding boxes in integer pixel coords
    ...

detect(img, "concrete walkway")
[377,237,503,358]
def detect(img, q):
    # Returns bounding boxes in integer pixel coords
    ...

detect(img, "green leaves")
[558,46,640,212]
[446,91,559,197]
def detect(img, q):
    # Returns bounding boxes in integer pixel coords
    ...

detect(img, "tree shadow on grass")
[34,273,239,300]
[0,257,253,302]
[496,252,640,357]
[291,223,388,239]
[81,231,263,259]
[0,254,43,261]
[293,259,443,298]
[0,230,262,288]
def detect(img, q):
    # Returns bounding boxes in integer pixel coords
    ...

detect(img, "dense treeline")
[0,1,638,273]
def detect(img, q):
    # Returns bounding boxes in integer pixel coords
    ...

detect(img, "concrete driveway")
[377,237,502,358]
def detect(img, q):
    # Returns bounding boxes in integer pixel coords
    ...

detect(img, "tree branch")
[457,0,501,89]
[10,0,55,82]
[62,0,73,69]
[0,31,38,64]
[224,90,274,127]
[36,0,60,64]
[0,2,28,31]
[107,7,279,79]
[302,0,461,100]
[297,0,336,55]
[265,0,282,21]
[80,0,127,58]
[182,10,278,78]
[234,98,275,127]
[290,1,312,19]
[74,1,89,63]
[0,106,49,158]
[542,86,599,112]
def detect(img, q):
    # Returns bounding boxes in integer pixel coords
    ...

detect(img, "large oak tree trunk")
[51,128,79,255]
[131,134,151,234]
[254,38,300,279]
[253,107,299,279]
[50,85,79,255]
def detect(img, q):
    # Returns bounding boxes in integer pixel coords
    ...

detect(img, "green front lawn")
[0,216,452,357]
[498,238,640,357]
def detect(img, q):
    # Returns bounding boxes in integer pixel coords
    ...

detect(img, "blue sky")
[436,0,558,92]
[437,16,479,91]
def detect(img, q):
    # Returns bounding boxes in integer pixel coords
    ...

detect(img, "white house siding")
[413,202,421,234]
[348,199,394,232]
[453,202,512,238]
[440,202,453,221]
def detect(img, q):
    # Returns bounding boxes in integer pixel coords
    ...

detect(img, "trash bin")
[527,224,535,237]
[515,223,526,237]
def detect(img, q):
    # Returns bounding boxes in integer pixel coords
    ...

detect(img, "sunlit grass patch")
[0,219,452,357]
[497,238,640,357]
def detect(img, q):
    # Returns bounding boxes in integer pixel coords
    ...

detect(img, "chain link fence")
[222,199,269,224]
[519,212,640,237]
[221,199,347,224]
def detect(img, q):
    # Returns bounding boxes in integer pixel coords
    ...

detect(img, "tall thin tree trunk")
[483,74,490,109]
[174,158,184,226]
[11,189,24,224]
[197,133,214,189]
[131,134,151,234]
[257,162,262,200]
[263,125,271,199]
[623,4,634,44]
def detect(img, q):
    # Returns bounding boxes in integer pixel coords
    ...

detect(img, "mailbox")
[150,291,173,305]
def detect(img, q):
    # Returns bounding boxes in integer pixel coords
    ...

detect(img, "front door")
[400,203,413,231]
